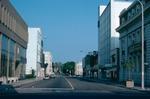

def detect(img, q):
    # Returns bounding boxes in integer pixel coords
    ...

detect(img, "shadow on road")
[77,77,116,84]
[0,84,18,95]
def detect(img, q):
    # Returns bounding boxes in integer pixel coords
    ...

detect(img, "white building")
[98,0,133,79]
[44,51,53,76]
[75,62,83,76]
[98,0,133,66]
[26,28,44,78]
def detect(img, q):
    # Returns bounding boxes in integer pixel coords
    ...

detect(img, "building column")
[6,39,10,83]
[0,33,2,78]
[14,43,18,77]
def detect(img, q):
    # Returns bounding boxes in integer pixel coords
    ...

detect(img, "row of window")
[120,4,141,25]
[121,28,141,50]
[128,29,141,46]
[0,1,27,37]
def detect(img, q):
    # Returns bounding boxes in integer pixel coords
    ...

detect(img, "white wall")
[98,0,133,65]
[75,62,83,76]
[111,0,132,50]
[26,28,42,77]
[44,51,53,75]
[99,5,107,16]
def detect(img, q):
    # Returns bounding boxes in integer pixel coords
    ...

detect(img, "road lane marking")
[63,77,74,90]
[15,88,73,93]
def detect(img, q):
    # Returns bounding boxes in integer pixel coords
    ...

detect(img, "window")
[1,5,4,24]
[1,35,8,77]
[0,3,2,23]
[131,9,135,16]
[4,7,6,26]
[136,4,140,13]
[132,33,136,44]
[122,50,125,56]
[145,0,149,3]
[128,35,132,45]
[9,40,15,77]
[127,12,131,20]
[121,17,125,25]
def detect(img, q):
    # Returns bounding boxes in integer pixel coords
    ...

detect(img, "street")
[14,75,150,96]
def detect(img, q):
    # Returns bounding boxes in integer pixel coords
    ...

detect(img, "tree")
[31,69,35,77]
[52,62,62,74]
[62,61,75,75]
[124,59,134,80]
[44,63,48,76]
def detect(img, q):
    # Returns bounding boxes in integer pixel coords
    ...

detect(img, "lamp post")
[136,0,145,90]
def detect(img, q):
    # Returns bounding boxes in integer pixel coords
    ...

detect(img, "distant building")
[82,51,98,78]
[52,62,62,74]
[98,0,133,80]
[116,0,150,85]
[0,0,28,84]
[26,28,44,79]
[75,62,83,76]
[44,51,53,76]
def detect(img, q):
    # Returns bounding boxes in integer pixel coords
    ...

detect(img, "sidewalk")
[12,78,41,88]
[81,77,150,92]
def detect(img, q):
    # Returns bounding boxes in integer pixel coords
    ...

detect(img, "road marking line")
[63,77,74,90]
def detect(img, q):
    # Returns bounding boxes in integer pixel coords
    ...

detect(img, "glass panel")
[1,34,8,77]
[9,40,15,77]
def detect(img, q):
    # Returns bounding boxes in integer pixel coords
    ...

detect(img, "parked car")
[49,73,56,79]
[43,75,50,80]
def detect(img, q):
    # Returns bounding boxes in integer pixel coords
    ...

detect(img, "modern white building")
[75,62,83,76]
[98,0,133,79]
[44,51,53,76]
[26,28,44,78]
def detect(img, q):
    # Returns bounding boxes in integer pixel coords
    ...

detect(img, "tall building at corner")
[0,0,28,83]
[26,28,44,78]
[116,0,150,85]
[44,51,53,76]
[98,0,133,79]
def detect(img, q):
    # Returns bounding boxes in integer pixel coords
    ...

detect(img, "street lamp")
[136,0,145,90]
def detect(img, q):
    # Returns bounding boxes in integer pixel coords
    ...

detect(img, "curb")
[80,78,150,92]
[12,79,41,88]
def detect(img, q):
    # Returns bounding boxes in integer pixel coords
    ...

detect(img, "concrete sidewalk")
[12,78,42,88]
[81,77,150,92]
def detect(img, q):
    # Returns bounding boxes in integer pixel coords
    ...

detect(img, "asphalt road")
[17,76,71,88]
[13,75,150,96]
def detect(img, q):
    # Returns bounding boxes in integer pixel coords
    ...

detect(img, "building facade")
[26,28,44,79]
[82,51,98,78]
[0,0,28,83]
[98,0,133,80]
[116,0,150,85]
[44,51,53,76]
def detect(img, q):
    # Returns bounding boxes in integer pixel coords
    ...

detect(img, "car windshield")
[0,0,150,98]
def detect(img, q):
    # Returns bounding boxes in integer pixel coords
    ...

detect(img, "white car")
[43,76,49,80]
[49,73,56,79]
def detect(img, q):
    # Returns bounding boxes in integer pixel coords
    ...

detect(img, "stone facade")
[117,0,150,85]
[0,0,28,84]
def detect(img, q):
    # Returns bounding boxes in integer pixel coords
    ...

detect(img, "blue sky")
[11,0,109,63]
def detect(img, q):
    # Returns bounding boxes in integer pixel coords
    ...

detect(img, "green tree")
[124,59,134,80]
[31,69,35,77]
[62,61,75,75]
